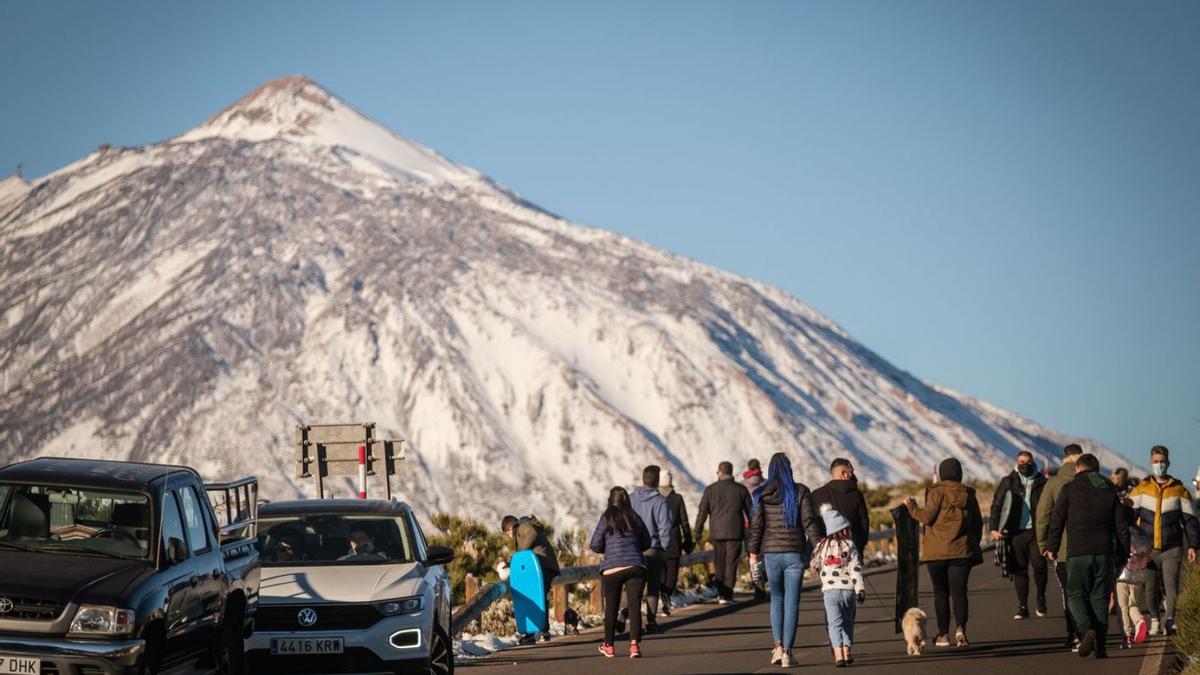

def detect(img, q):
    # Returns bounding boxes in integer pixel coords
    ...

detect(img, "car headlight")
[69,606,136,636]
[374,596,423,616]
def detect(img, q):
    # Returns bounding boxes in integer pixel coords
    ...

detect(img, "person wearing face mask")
[990,451,1049,620]
[1128,445,1200,636]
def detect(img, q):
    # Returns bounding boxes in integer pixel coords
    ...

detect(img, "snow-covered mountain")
[0,76,1125,527]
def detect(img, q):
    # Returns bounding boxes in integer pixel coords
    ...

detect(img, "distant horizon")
[2,2,1197,475]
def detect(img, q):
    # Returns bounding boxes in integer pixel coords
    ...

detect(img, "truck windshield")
[0,483,151,559]
[257,514,415,565]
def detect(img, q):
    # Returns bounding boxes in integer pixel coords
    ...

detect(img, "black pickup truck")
[0,457,260,675]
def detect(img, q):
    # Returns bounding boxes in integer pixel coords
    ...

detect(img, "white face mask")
[1151,463,1169,478]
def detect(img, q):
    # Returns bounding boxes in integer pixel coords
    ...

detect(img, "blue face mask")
[1151,463,1169,478]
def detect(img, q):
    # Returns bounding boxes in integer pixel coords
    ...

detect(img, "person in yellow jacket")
[1036,443,1082,649]
[1129,445,1199,636]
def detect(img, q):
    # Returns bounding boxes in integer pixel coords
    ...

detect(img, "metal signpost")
[295,422,404,499]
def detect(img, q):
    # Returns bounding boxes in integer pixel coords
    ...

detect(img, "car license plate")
[270,638,344,655]
[0,656,39,675]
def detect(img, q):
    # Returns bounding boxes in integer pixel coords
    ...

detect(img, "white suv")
[246,499,455,674]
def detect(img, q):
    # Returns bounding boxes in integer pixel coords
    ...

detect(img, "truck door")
[178,483,224,652]
[158,490,201,668]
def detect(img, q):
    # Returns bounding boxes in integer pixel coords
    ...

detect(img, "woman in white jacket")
[811,504,866,667]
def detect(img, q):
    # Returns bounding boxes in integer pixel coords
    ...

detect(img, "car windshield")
[0,482,151,559]
[256,514,415,565]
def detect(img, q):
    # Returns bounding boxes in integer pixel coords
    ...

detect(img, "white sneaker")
[718,598,729,605]
[770,646,783,665]
[780,651,795,667]
[1150,618,1161,635]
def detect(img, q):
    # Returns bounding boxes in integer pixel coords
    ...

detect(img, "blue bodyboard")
[510,549,547,634]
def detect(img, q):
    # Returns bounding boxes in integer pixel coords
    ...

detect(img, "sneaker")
[1070,639,1080,653]
[935,634,951,647]
[539,632,552,643]
[1036,597,1047,617]
[1121,636,1133,650]
[629,643,641,659]
[1134,618,1149,644]
[517,633,536,646]
[1150,618,1160,635]
[770,646,783,665]
[644,620,659,635]
[1078,629,1096,658]
[781,651,795,667]
[1014,606,1029,620]
[717,597,729,606]
[1166,617,1177,636]
[661,592,672,616]
[598,642,615,658]
[955,628,969,647]
[615,608,628,635]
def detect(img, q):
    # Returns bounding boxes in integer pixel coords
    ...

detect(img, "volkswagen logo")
[296,607,318,627]
[0,598,12,615]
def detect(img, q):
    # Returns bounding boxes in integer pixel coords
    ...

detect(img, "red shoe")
[598,642,615,658]
[1134,619,1149,644]
[629,643,642,658]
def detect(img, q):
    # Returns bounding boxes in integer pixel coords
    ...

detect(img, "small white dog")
[902,607,928,656]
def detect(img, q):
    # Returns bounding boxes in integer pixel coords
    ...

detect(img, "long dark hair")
[603,486,635,535]
[753,452,799,529]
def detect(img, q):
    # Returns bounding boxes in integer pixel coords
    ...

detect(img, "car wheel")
[428,624,454,675]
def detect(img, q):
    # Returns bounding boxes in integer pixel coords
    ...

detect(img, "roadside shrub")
[428,513,511,605]
[1174,563,1200,672]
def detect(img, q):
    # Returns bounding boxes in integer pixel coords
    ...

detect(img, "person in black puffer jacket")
[812,458,871,554]
[747,452,822,668]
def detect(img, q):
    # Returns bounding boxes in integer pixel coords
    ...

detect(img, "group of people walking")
[586,454,872,666]
[503,442,1198,666]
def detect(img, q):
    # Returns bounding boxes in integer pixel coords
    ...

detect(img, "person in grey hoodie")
[631,465,673,633]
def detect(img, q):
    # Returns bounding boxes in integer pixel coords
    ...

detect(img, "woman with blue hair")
[748,452,822,667]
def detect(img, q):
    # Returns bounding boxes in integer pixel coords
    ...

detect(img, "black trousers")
[1010,529,1048,607]
[603,566,645,643]
[712,539,742,600]
[663,556,680,594]
[1054,561,1076,639]
[927,559,972,636]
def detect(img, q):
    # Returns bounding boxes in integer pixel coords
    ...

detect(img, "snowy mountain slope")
[0,76,1127,527]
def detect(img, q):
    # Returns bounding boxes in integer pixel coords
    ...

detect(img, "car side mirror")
[423,544,455,567]
[166,537,187,566]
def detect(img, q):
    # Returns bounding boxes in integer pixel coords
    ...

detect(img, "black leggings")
[603,566,645,643]
[927,559,972,636]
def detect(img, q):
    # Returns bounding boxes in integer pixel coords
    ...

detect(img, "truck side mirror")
[166,537,187,566]
[422,544,455,567]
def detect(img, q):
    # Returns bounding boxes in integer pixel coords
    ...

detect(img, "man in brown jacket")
[1036,443,1083,649]
[502,515,561,643]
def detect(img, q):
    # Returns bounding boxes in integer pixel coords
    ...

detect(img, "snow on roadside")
[453,585,720,662]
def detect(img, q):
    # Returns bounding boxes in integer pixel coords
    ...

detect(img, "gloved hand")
[495,560,511,581]
[856,590,866,606]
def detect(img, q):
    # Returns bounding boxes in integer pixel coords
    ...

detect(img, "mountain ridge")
[0,76,1127,527]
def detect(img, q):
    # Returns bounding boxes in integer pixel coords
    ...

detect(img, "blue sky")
[3,1,1198,474]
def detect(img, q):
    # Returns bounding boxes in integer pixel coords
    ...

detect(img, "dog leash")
[863,574,898,623]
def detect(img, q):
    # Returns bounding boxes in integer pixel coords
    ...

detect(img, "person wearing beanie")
[903,457,984,648]
[659,471,694,615]
[747,453,821,668]
[811,504,866,667]
[743,458,764,490]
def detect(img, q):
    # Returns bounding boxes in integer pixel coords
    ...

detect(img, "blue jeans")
[764,552,806,648]
[824,589,857,647]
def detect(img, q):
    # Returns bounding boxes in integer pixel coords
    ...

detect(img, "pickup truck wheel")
[428,625,453,675]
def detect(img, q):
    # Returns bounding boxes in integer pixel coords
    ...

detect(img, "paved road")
[461,562,1165,674]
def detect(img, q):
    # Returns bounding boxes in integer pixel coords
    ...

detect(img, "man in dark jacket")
[1044,453,1131,659]
[812,458,870,554]
[990,450,1049,619]
[695,461,753,603]
[659,471,694,615]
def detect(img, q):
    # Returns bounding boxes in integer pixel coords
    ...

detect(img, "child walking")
[812,504,866,667]
[1116,541,1150,648]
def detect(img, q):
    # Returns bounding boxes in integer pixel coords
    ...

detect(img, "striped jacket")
[1130,476,1200,551]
